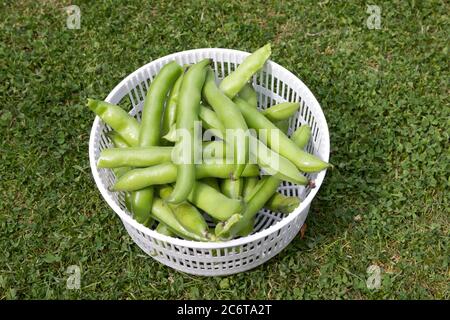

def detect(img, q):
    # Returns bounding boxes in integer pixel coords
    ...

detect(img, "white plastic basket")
[89,48,330,276]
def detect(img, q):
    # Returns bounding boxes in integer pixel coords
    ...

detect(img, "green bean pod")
[187,181,244,221]
[242,177,259,199]
[238,82,258,108]
[135,62,182,225]
[159,186,210,239]
[87,99,140,147]
[261,102,300,122]
[97,146,173,168]
[139,61,183,147]
[156,222,174,237]
[265,192,301,214]
[161,73,184,138]
[252,136,308,185]
[202,68,249,179]
[113,163,260,192]
[219,44,271,98]
[220,178,243,199]
[151,198,210,241]
[130,191,153,226]
[168,59,211,204]
[291,124,312,149]
[234,97,330,173]
[231,176,281,237]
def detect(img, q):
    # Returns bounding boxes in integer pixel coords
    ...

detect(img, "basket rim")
[89,47,330,249]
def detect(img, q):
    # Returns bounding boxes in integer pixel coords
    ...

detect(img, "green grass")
[0,0,448,299]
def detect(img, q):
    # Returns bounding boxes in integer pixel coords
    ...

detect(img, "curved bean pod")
[139,61,183,147]
[220,178,243,199]
[219,44,271,98]
[202,68,249,179]
[262,102,300,122]
[187,181,243,221]
[159,186,210,239]
[291,124,312,149]
[161,73,184,138]
[168,59,211,204]
[151,198,210,241]
[252,136,308,185]
[231,176,281,237]
[87,99,140,147]
[242,177,259,199]
[234,97,330,173]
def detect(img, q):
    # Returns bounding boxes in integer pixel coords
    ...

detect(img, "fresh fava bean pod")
[202,68,249,179]
[97,146,173,168]
[135,61,183,226]
[159,186,210,239]
[151,198,210,241]
[232,176,281,237]
[265,192,301,214]
[187,181,243,221]
[113,163,260,192]
[251,136,308,185]
[242,177,259,199]
[219,44,271,99]
[87,99,140,147]
[234,97,330,173]
[139,61,183,147]
[291,124,312,149]
[168,59,211,204]
[130,191,153,226]
[238,82,258,109]
[261,102,300,122]
[161,73,184,138]
[220,178,243,199]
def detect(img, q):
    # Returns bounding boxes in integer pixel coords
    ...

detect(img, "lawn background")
[0,0,448,299]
